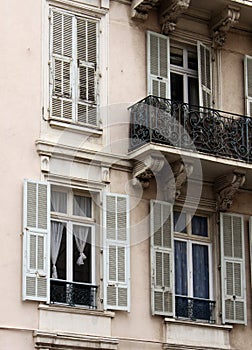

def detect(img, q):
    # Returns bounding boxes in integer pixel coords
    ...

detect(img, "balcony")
[129,96,252,163]
[176,296,215,323]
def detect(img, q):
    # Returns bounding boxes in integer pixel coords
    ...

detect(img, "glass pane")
[174,211,187,233]
[175,240,188,296]
[170,46,183,66]
[188,77,199,106]
[73,195,91,217]
[73,226,91,283]
[192,215,208,237]
[51,221,67,280]
[171,73,183,102]
[188,49,197,70]
[51,190,67,213]
[192,244,209,299]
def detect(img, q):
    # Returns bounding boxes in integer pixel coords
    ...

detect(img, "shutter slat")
[103,193,130,312]
[198,42,212,108]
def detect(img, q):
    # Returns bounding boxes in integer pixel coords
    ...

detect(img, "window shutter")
[22,180,50,302]
[147,31,170,99]
[77,18,98,126]
[150,200,174,316]
[197,42,212,108]
[244,55,252,117]
[103,193,130,311]
[220,213,246,324]
[50,10,73,120]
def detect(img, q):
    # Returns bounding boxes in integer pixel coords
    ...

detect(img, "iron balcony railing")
[50,279,97,308]
[129,96,252,163]
[176,295,216,323]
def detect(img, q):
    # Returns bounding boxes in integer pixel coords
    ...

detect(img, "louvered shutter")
[150,200,174,316]
[50,9,73,120]
[103,193,130,311]
[244,55,252,117]
[23,180,50,302]
[147,31,170,99]
[77,17,98,126]
[198,42,212,108]
[220,213,246,324]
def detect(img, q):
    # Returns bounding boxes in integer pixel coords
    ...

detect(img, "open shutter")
[23,180,50,302]
[244,55,252,117]
[150,200,174,316]
[77,17,98,126]
[198,42,212,108]
[103,193,130,311]
[147,31,170,99]
[50,9,73,120]
[220,213,246,324]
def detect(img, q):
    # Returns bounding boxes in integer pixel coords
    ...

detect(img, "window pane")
[174,211,187,233]
[73,195,91,217]
[188,50,197,70]
[192,215,208,237]
[192,244,209,299]
[170,46,183,66]
[175,240,188,296]
[73,225,91,283]
[188,77,199,106]
[51,190,67,213]
[51,221,67,280]
[171,73,183,102]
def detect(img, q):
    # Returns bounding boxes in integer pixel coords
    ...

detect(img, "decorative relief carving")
[41,156,50,173]
[210,5,240,49]
[132,154,165,188]
[160,0,191,35]
[214,170,245,211]
[131,0,160,20]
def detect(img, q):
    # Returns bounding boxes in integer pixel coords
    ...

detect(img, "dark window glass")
[174,211,187,233]
[73,227,91,283]
[192,215,208,237]
[175,240,188,296]
[188,50,198,70]
[170,46,183,66]
[188,77,199,106]
[171,72,183,102]
[192,244,209,299]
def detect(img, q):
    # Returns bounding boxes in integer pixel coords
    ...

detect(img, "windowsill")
[164,317,232,330]
[49,119,103,137]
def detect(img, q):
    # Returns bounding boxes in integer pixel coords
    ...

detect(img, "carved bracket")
[160,0,191,35]
[214,170,245,211]
[132,154,165,188]
[131,0,160,21]
[210,5,240,49]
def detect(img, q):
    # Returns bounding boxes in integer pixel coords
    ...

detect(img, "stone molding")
[214,170,245,211]
[131,0,160,20]
[210,5,240,48]
[160,0,191,35]
[132,154,165,188]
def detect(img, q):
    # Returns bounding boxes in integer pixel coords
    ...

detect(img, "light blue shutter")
[198,42,212,108]
[150,200,174,316]
[244,55,252,117]
[22,180,50,302]
[220,213,246,324]
[103,193,130,311]
[147,31,170,99]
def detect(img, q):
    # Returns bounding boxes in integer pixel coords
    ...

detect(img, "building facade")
[1,0,252,349]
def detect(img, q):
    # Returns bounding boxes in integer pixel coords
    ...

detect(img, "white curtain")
[51,221,64,279]
[73,225,89,265]
[51,190,67,213]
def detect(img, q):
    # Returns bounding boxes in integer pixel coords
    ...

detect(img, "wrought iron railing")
[129,96,252,163]
[176,295,215,323]
[50,279,97,308]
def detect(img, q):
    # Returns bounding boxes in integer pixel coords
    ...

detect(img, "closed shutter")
[103,193,130,311]
[198,42,212,108]
[150,200,174,316]
[23,180,50,302]
[147,31,170,99]
[244,55,252,117]
[77,18,98,126]
[50,9,74,120]
[220,213,246,324]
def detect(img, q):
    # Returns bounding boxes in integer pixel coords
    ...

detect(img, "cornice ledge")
[160,0,191,35]
[210,5,240,49]
[214,169,245,211]
[131,0,160,20]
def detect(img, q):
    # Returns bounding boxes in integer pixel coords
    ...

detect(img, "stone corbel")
[210,5,240,49]
[160,0,191,35]
[131,0,160,21]
[214,170,245,211]
[132,154,165,188]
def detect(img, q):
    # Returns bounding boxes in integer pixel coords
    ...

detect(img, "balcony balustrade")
[129,96,252,163]
[176,295,216,323]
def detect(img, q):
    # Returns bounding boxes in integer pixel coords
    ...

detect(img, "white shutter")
[50,9,73,120]
[22,180,50,302]
[150,200,174,316]
[77,17,98,126]
[147,31,170,99]
[220,213,246,324]
[198,42,212,108]
[103,193,130,311]
[244,55,252,117]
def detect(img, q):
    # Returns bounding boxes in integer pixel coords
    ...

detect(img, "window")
[147,31,212,108]
[22,180,130,312]
[49,8,99,127]
[244,55,252,117]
